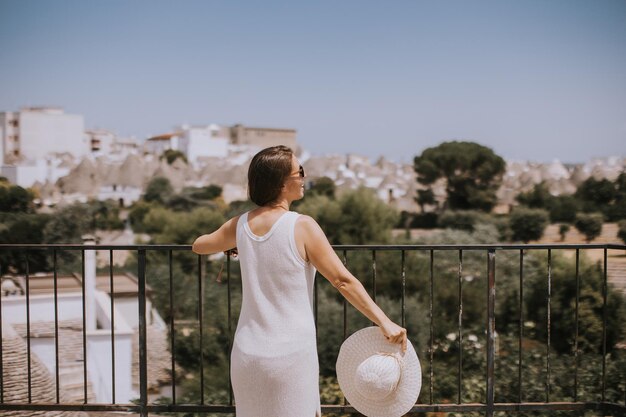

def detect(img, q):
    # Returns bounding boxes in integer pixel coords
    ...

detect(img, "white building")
[144,124,229,165]
[182,123,229,163]
[86,129,115,156]
[1,242,170,404]
[0,107,87,165]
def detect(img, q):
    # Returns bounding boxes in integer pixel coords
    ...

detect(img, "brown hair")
[247,145,294,206]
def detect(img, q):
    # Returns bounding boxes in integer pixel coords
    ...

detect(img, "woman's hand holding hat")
[379,320,407,353]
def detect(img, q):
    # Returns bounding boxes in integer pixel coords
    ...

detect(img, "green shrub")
[397,211,438,229]
[509,207,549,243]
[438,210,482,232]
[548,194,580,223]
[574,212,603,242]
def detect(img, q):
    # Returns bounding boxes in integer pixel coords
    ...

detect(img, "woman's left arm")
[192,216,239,255]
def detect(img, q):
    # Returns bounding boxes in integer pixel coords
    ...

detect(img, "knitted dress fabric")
[231,211,321,417]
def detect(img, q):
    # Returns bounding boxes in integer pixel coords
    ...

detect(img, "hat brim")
[336,326,422,417]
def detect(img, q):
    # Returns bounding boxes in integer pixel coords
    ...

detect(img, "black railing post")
[81,250,88,404]
[227,252,233,406]
[486,249,496,417]
[137,249,148,417]
[0,261,4,404]
[602,247,607,403]
[342,250,348,407]
[168,250,176,404]
[429,249,434,404]
[109,250,116,404]
[546,249,552,403]
[198,255,205,405]
[458,249,463,404]
[53,249,60,403]
[574,249,580,402]
[25,253,32,403]
[518,249,523,403]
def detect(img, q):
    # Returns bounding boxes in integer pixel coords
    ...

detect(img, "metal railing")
[1,243,625,416]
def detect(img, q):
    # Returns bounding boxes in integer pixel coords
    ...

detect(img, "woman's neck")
[267,198,290,211]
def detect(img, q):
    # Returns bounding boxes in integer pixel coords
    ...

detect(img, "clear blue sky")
[1,0,625,163]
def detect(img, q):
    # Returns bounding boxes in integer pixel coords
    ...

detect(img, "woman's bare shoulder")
[295,214,325,236]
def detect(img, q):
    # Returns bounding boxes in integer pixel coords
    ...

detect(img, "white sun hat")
[336,326,421,417]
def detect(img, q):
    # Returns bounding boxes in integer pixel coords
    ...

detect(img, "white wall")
[2,290,136,403]
[18,109,87,161]
[2,293,85,324]
[144,138,176,155]
[185,126,228,163]
[113,297,155,329]
[88,331,134,403]
[0,158,73,188]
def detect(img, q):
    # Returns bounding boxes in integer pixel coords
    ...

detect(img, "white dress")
[231,211,321,417]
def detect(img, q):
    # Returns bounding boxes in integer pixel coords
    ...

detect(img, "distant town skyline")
[0,0,625,164]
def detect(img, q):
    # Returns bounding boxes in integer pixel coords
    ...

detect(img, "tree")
[296,194,343,243]
[548,194,580,223]
[617,220,626,245]
[509,207,549,243]
[0,183,35,213]
[308,176,336,199]
[576,177,615,211]
[574,212,603,243]
[606,171,626,221]
[88,199,125,230]
[188,184,223,201]
[160,149,188,165]
[0,212,51,272]
[416,188,436,212]
[128,200,156,233]
[516,182,551,209]
[413,141,506,212]
[43,203,94,244]
[297,187,398,245]
[144,176,173,204]
[524,253,625,354]
[558,224,570,241]
[336,187,398,244]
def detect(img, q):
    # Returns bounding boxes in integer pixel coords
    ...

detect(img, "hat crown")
[355,353,402,401]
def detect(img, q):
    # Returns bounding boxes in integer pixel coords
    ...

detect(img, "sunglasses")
[290,165,305,178]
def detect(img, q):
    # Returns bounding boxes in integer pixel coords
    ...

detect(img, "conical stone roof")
[1,324,86,417]
[56,158,99,195]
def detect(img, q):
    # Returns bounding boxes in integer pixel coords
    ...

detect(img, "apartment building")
[145,123,296,164]
[230,123,297,149]
[0,107,87,164]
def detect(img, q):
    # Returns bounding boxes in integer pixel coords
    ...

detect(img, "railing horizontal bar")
[0,404,143,412]
[0,401,617,413]
[335,244,626,250]
[2,243,625,250]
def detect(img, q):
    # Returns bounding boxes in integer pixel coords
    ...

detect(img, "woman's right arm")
[298,215,407,352]
[192,216,239,255]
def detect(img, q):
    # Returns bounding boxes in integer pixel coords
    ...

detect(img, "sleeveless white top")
[230,211,321,417]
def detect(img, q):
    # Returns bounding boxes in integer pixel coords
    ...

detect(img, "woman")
[192,145,407,417]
